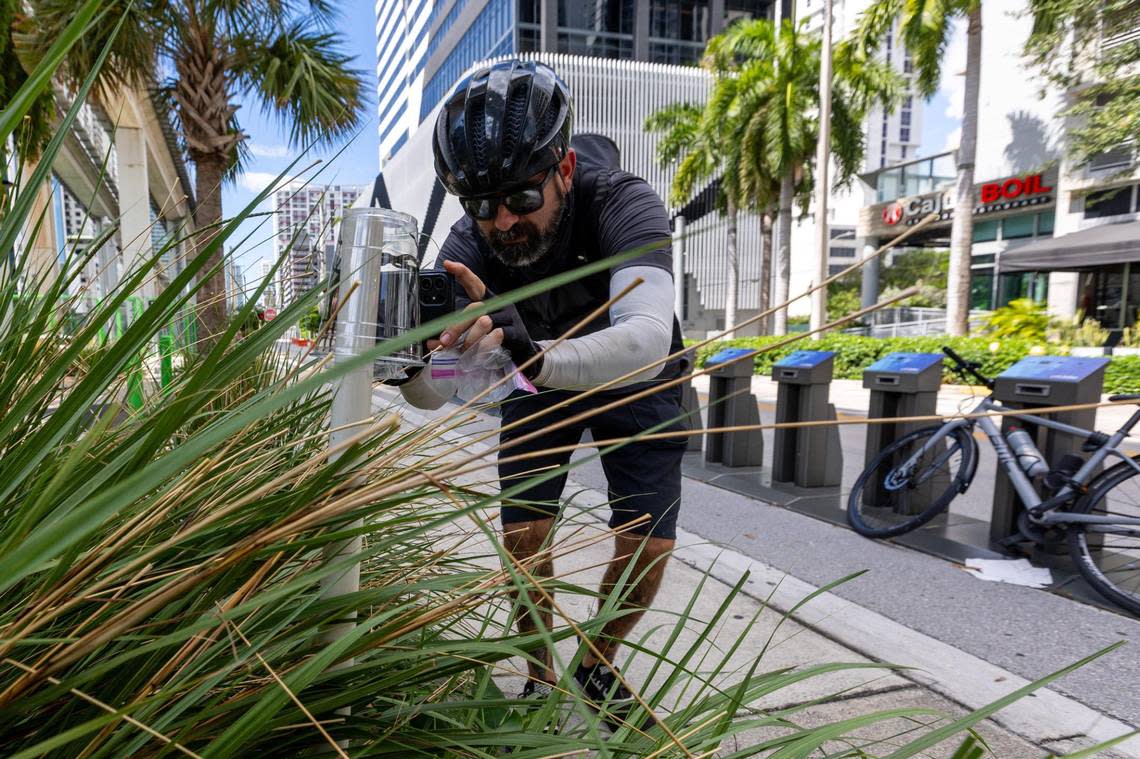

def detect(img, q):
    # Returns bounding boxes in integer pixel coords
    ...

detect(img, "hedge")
[687,334,1140,394]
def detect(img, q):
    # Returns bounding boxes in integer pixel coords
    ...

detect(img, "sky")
[222,6,962,274]
[222,0,379,274]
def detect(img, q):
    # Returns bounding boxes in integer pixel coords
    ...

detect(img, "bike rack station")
[771,350,843,488]
[862,353,944,510]
[990,355,1110,547]
[703,348,764,467]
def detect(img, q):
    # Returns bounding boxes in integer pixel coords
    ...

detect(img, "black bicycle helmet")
[433,59,573,197]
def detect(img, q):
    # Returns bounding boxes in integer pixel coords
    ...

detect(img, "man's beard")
[485,192,571,268]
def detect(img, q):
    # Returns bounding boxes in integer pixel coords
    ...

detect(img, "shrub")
[984,298,1049,342]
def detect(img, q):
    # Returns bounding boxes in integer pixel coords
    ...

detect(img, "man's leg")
[497,390,583,686]
[502,516,557,682]
[585,386,686,670]
[581,532,673,669]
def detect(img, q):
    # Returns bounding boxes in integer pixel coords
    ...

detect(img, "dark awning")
[1000,220,1140,272]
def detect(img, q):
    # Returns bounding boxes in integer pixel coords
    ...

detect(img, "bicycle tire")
[847,424,975,539]
[1067,457,1140,616]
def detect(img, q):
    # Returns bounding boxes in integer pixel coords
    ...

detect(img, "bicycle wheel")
[1067,457,1140,616]
[847,424,975,539]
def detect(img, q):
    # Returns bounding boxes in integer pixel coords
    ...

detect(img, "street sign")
[264,308,277,321]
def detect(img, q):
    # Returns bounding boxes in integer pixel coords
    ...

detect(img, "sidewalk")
[376,386,1140,757]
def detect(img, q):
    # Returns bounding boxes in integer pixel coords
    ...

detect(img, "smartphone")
[418,269,455,332]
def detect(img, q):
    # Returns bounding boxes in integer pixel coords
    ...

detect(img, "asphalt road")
[567,441,1140,728]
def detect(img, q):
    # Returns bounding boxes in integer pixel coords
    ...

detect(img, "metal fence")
[844,308,990,338]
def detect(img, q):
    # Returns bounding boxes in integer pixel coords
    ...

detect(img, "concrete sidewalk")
[376,386,1140,757]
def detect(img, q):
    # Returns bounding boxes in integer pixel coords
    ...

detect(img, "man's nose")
[494,203,519,231]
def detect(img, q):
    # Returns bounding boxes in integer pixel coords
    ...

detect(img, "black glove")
[487,301,543,380]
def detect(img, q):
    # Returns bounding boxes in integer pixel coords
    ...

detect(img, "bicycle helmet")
[433,59,573,197]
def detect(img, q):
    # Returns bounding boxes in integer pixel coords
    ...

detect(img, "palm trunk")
[946,5,982,336]
[193,153,228,342]
[725,199,739,333]
[773,171,795,336]
[759,210,773,334]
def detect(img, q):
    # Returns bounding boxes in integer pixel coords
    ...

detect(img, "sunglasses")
[460,166,557,221]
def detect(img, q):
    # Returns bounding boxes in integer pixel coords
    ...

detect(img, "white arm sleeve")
[532,265,674,390]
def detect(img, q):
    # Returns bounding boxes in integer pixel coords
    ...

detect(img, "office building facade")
[377,0,775,167]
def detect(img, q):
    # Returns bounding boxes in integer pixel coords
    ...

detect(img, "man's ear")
[559,148,576,188]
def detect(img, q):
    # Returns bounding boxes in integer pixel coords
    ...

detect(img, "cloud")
[944,126,962,152]
[248,143,290,158]
[238,171,296,194]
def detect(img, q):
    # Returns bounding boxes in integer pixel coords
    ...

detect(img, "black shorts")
[497,385,685,540]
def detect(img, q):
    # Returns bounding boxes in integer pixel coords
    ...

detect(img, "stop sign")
[264,308,277,321]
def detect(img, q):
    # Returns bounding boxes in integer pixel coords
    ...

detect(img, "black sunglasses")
[460,166,557,221]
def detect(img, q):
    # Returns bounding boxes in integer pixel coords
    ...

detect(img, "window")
[829,264,849,276]
[829,247,856,258]
[900,111,911,126]
[1002,213,1036,240]
[900,127,911,142]
[1037,211,1055,236]
[829,227,854,240]
[1085,186,1135,218]
[973,219,999,242]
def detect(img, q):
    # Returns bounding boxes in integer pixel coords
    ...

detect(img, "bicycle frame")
[899,395,1140,531]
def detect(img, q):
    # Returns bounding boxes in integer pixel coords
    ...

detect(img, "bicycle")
[847,346,1140,616]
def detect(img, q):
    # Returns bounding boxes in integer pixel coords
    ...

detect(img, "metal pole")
[809,0,834,340]
[673,215,686,321]
[320,212,384,662]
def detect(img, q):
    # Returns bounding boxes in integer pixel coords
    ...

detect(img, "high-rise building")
[272,182,362,306]
[376,0,776,167]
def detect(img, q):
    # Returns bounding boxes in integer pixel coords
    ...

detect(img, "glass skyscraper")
[376,0,773,166]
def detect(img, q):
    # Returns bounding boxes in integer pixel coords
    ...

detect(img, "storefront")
[1001,219,1140,329]
[858,162,1059,311]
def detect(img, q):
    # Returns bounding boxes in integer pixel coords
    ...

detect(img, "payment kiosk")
[862,353,944,509]
[991,356,1109,545]
[704,348,764,467]
[771,350,842,487]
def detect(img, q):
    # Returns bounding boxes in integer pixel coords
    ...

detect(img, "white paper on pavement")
[963,558,1054,589]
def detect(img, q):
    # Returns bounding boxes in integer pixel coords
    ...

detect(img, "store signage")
[979,174,1052,204]
[264,308,277,321]
[864,171,1057,235]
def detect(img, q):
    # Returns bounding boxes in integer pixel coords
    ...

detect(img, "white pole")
[320,211,384,662]
[673,215,686,321]
[809,0,834,340]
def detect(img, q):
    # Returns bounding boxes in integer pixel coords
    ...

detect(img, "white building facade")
[272,183,362,306]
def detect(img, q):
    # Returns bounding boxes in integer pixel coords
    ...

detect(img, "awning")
[1000,220,1140,272]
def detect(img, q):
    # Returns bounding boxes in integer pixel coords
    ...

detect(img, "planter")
[1112,347,1140,357]
[1069,346,1107,357]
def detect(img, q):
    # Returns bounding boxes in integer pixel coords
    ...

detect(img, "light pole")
[809,0,834,340]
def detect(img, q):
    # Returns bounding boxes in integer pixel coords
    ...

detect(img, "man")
[397,59,686,726]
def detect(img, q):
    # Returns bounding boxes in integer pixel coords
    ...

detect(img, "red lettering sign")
[979,174,1053,204]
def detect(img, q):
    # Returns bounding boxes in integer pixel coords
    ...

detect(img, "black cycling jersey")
[436,155,688,390]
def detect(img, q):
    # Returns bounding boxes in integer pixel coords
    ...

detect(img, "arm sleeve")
[532,265,674,390]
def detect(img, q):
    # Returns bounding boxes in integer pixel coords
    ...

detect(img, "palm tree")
[854,0,982,336]
[645,100,748,332]
[704,19,900,335]
[24,0,366,339]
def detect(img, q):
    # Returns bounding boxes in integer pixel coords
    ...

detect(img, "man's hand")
[429,260,543,379]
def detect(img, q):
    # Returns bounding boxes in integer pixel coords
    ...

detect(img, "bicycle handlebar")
[941,346,996,389]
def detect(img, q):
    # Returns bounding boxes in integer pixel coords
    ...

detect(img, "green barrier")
[126,353,145,411]
[159,335,173,390]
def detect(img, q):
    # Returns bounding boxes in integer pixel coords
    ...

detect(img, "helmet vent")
[501,86,528,164]
[470,97,488,168]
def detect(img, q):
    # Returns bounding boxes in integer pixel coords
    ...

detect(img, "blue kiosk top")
[774,350,835,369]
[866,352,944,374]
[706,347,757,366]
[997,355,1109,383]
